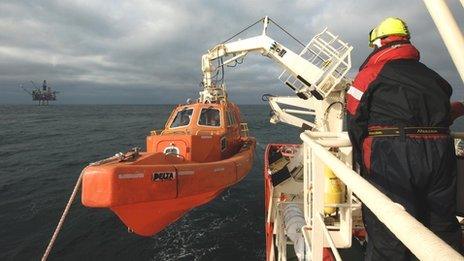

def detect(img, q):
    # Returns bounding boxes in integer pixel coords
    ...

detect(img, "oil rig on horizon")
[20,80,58,105]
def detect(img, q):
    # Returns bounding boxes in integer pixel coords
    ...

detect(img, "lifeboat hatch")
[156,140,188,158]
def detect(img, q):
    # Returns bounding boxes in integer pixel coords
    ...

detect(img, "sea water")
[0,105,300,260]
[3,105,462,260]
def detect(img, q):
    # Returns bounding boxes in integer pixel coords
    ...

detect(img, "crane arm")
[19,84,32,95]
[200,36,325,102]
[200,17,352,104]
[199,17,352,132]
[201,35,322,97]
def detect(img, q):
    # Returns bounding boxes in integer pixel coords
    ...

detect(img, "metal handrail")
[423,0,464,83]
[195,130,214,135]
[149,129,164,135]
[316,213,342,261]
[300,131,463,260]
[240,123,249,137]
[160,129,190,135]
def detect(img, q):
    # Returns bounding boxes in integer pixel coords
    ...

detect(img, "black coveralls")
[346,41,462,260]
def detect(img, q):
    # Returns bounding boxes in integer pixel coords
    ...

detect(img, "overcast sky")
[0,0,463,104]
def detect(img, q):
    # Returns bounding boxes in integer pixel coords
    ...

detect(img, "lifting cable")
[221,17,306,48]
[215,17,306,81]
[213,18,257,85]
[222,18,264,44]
[268,18,306,48]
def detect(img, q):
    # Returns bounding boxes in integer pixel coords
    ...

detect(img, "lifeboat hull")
[82,138,255,236]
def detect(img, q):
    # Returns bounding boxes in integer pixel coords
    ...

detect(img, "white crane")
[199,9,464,260]
[200,17,352,133]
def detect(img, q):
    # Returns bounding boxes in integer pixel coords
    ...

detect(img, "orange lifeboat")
[81,101,256,236]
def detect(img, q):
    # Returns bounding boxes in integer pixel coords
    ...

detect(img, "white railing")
[423,0,464,83]
[300,131,463,261]
[302,132,354,261]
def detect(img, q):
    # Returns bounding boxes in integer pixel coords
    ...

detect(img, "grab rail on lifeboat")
[150,129,164,135]
[160,129,190,135]
[195,130,215,135]
[240,123,249,137]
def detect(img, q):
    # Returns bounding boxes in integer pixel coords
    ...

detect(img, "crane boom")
[199,17,352,132]
[200,17,329,102]
[201,35,323,95]
[19,84,32,95]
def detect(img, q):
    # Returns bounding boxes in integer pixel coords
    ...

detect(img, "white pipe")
[300,132,463,260]
[282,108,316,115]
[314,138,351,148]
[423,0,464,84]
[307,131,348,138]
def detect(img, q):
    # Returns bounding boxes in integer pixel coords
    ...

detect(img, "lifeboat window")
[198,108,221,127]
[170,108,193,128]
[221,137,227,151]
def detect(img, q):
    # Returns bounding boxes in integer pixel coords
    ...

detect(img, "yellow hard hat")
[369,17,410,47]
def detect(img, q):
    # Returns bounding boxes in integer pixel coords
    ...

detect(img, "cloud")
[0,0,462,104]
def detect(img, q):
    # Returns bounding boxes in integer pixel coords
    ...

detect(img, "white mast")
[423,0,464,84]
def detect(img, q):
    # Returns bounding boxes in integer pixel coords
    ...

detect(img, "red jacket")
[347,41,463,167]
[347,41,464,121]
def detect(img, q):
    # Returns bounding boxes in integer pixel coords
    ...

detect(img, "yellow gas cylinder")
[324,166,343,215]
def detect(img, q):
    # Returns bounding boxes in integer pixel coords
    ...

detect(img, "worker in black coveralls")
[346,17,464,260]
